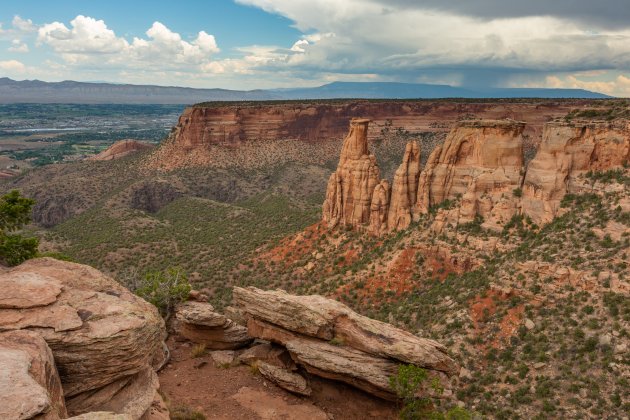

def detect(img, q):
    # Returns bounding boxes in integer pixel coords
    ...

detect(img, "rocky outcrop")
[129,181,181,214]
[387,141,421,231]
[322,119,380,229]
[232,286,456,400]
[32,195,84,228]
[0,258,167,419]
[0,330,67,420]
[325,119,528,234]
[89,140,153,161]
[522,121,630,224]
[415,120,525,229]
[174,301,252,349]
[323,119,423,234]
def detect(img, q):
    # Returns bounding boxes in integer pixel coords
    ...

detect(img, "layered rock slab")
[0,330,67,420]
[233,286,456,399]
[233,286,456,374]
[257,361,312,396]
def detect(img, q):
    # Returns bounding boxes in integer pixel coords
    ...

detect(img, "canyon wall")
[169,100,577,147]
[146,100,585,170]
[323,119,629,235]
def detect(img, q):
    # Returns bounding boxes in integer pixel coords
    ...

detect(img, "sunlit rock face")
[522,121,630,225]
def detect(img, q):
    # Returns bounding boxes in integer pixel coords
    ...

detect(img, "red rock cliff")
[146,100,591,171]
[522,121,630,224]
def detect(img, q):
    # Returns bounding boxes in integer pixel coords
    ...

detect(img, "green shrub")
[390,364,473,419]
[135,267,191,318]
[0,190,38,266]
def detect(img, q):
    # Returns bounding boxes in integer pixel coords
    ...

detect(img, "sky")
[1,0,630,96]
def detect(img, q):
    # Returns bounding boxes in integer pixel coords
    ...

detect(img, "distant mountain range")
[0,77,611,104]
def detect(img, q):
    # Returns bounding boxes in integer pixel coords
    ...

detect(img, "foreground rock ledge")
[0,258,168,419]
[233,286,456,374]
[233,286,457,399]
[0,330,67,420]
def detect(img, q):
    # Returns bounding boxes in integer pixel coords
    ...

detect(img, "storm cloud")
[376,0,630,29]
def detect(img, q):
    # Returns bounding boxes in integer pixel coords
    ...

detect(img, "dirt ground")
[158,337,398,420]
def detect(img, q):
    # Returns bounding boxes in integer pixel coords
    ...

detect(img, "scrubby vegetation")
[390,365,473,419]
[0,190,39,266]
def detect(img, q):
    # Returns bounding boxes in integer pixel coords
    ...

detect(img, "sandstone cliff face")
[322,119,380,229]
[415,120,525,229]
[146,100,579,171]
[323,119,422,234]
[167,100,577,148]
[324,119,529,235]
[522,121,630,225]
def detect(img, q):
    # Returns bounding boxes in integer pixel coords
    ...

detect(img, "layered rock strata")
[415,120,525,230]
[323,119,421,233]
[0,258,168,419]
[322,118,380,228]
[89,140,153,161]
[522,121,630,224]
[232,286,456,400]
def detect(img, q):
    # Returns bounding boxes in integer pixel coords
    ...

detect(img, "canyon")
[1,98,628,419]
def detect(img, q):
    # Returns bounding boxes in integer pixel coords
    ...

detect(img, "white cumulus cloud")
[0,59,26,72]
[37,16,221,71]
[12,16,37,33]
[8,39,29,53]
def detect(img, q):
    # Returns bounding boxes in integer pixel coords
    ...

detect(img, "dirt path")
[158,338,397,419]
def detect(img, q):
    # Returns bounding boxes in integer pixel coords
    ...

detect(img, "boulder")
[233,287,457,375]
[237,342,293,369]
[210,350,235,367]
[174,301,252,349]
[0,330,67,420]
[257,361,311,396]
[0,258,167,419]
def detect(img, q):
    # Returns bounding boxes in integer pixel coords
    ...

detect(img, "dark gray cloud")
[377,0,630,28]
